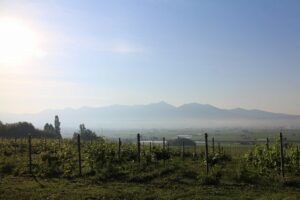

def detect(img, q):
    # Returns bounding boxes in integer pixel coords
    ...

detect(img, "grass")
[1,158,300,200]
[0,175,300,200]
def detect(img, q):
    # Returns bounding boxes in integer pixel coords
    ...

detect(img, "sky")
[0,0,300,115]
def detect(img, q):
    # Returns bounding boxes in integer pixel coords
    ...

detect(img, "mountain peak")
[1,102,300,130]
[179,103,220,110]
[146,101,176,109]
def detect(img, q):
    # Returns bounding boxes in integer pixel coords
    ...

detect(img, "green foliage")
[234,162,262,184]
[54,115,61,138]
[43,123,55,135]
[209,153,231,166]
[0,121,61,139]
[244,141,299,176]
[0,161,16,174]
[197,165,223,185]
[38,149,62,177]
[73,124,100,141]
[152,147,170,161]
[0,136,299,190]
[94,163,126,182]
[42,116,62,139]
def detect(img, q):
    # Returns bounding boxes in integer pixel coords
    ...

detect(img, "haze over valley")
[1,102,300,136]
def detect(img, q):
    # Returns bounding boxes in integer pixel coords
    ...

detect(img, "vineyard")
[0,133,300,199]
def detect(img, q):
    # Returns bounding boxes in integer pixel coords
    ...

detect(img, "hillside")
[0,102,300,131]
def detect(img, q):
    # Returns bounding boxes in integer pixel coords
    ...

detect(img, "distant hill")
[0,102,300,135]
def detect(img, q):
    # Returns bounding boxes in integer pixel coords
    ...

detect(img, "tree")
[167,137,196,146]
[79,124,86,135]
[44,123,55,134]
[73,124,99,141]
[54,115,61,138]
[0,121,4,133]
[0,121,59,138]
[43,116,62,139]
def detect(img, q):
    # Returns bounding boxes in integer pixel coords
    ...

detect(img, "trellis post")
[77,134,82,176]
[181,141,185,160]
[212,137,215,154]
[28,134,32,174]
[205,133,209,175]
[118,138,122,160]
[279,132,285,178]
[137,133,141,165]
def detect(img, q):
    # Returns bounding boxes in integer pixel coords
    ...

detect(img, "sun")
[0,18,41,66]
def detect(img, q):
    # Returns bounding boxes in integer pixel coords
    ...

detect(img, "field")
[1,176,300,200]
[0,133,300,200]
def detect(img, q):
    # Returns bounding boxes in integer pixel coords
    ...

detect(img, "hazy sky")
[0,0,300,114]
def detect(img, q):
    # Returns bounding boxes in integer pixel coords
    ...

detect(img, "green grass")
[0,175,300,200]
[1,157,300,200]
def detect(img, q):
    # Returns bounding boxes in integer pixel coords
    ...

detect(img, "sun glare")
[0,18,41,66]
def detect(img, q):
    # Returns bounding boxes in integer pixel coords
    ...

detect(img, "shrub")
[0,162,16,174]
[198,165,222,185]
[234,163,260,184]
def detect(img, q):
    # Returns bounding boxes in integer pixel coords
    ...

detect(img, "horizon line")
[1,101,298,116]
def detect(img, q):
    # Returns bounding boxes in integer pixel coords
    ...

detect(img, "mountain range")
[0,102,300,132]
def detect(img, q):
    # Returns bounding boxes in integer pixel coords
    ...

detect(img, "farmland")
[0,132,299,199]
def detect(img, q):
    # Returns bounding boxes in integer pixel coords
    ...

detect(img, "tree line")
[0,115,102,141]
[0,115,62,139]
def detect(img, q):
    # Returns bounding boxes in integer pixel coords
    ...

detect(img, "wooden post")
[296,146,299,171]
[266,137,269,150]
[284,137,288,148]
[77,134,82,176]
[118,138,121,160]
[181,141,185,160]
[14,137,17,155]
[212,137,215,154]
[101,149,105,168]
[137,133,141,165]
[205,133,209,175]
[163,137,166,165]
[279,132,285,178]
[142,142,145,156]
[60,139,64,152]
[41,137,45,151]
[28,135,32,174]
